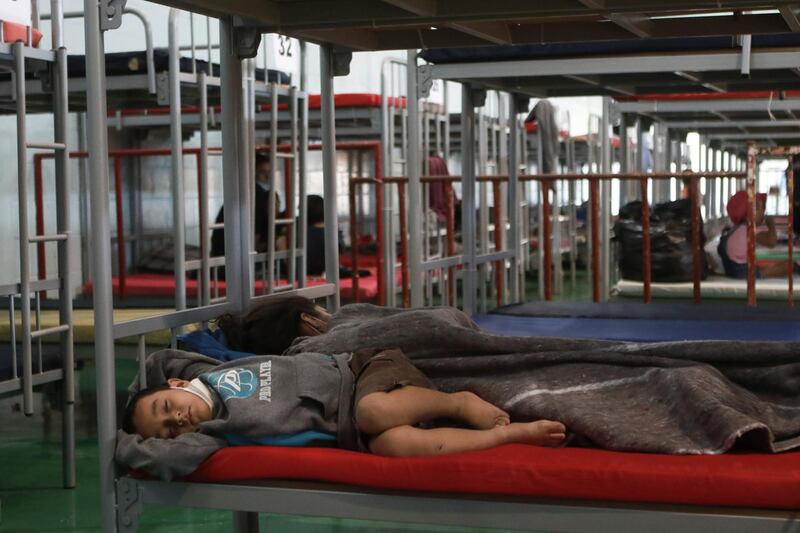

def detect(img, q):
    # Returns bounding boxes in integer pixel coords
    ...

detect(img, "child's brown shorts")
[349,347,436,410]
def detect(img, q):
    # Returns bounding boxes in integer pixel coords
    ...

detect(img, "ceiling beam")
[448,21,512,44]
[607,13,654,38]
[576,0,653,37]
[293,29,380,51]
[779,5,800,31]
[379,0,437,16]
[564,74,635,96]
[673,71,726,93]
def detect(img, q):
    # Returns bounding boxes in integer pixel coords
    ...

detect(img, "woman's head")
[216,296,331,355]
[726,190,767,225]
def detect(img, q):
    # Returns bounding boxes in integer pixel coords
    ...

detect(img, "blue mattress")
[472,313,800,342]
[420,33,800,65]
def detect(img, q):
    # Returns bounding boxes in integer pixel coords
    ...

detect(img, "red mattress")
[307,93,407,110]
[82,272,380,300]
[178,445,800,510]
[523,121,570,138]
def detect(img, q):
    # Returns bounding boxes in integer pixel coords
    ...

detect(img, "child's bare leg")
[369,420,567,457]
[356,387,509,435]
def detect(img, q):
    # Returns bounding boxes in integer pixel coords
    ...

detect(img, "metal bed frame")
[81,3,800,532]
[1,0,75,489]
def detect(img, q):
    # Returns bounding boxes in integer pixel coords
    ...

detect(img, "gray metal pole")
[168,10,186,311]
[288,86,298,288]
[220,19,249,313]
[508,96,520,303]
[83,0,116,528]
[299,92,309,288]
[536,124,544,300]
[320,45,340,311]
[299,41,307,92]
[600,96,612,302]
[268,82,278,293]
[407,50,423,308]
[54,40,75,488]
[461,84,477,314]
[14,42,33,417]
[199,72,210,306]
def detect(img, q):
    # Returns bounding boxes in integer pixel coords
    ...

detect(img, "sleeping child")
[117,348,566,480]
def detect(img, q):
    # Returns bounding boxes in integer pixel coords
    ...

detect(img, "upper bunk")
[0,46,295,113]
[418,33,800,98]
[614,90,800,151]
[148,2,800,51]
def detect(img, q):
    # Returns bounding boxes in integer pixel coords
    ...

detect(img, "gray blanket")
[287,304,800,454]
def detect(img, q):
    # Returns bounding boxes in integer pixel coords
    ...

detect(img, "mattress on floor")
[170,444,800,510]
[614,275,800,300]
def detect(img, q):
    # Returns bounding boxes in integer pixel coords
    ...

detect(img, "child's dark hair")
[121,384,172,435]
[215,296,320,355]
[307,195,324,225]
[255,153,270,168]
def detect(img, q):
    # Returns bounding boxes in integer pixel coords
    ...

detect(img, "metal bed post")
[478,109,489,312]
[380,60,395,306]
[407,50,423,308]
[168,9,186,311]
[787,157,795,308]
[83,0,117,528]
[746,143,758,307]
[320,44,340,311]
[461,84,478,314]
[220,18,249,312]
[298,90,308,288]
[600,96,612,303]
[536,124,545,300]
[288,86,298,289]
[508,95,520,303]
[567,137,577,291]
[497,95,509,304]
[267,82,278,294]
[50,0,75,488]
[14,42,33,416]
[199,71,211,306]
[620,112,629,204]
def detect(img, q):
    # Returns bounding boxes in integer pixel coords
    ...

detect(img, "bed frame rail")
[115,476,800,533]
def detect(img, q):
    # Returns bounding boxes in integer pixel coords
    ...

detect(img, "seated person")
[718,190,799,279]
[118,347,566,480]
[211,154,286,259]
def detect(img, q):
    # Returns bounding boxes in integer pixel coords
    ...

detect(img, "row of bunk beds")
[78,5,800,533]
[5,1,800,532]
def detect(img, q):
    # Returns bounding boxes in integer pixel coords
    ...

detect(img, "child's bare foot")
[501,420,566,447]
[453,391,510,429]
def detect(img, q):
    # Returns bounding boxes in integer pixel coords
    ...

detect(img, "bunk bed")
[0,4,75,490]
[81,3,800,532]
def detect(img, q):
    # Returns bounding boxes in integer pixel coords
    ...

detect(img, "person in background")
[305,195,326,276]
[211,154,285,258]
[718,190,798,278]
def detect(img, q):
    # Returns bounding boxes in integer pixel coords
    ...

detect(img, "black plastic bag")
[613,198,707,282]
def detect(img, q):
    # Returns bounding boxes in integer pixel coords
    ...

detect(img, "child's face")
[132,379,213,439]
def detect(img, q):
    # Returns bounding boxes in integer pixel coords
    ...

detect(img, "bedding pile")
[287,304,800,455]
